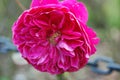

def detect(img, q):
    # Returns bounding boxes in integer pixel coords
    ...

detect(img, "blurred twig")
[15,0,26,10]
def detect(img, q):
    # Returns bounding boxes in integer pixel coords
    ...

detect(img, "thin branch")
[15,0,26,11]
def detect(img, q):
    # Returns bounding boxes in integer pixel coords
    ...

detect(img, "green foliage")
[103,0,120,29]
[81,0,120,29]
[0,76,9,80]
[0,0,30,37]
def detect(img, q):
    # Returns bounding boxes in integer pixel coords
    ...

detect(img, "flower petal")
[58,41,73,52]
[30,0,58,8]
[62,31,81,40]
[65,40,84,49]
[62,1,88,23]
[70,53,79,68]
[49,10,64,29]
[58,55,70,70]
[60,48,75,57]
[30,0,41,8]
[87,28,100,44]
[37,54,48,65]
[64,0,76,2]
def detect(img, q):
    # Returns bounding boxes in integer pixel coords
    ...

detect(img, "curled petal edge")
[30,0,59,8]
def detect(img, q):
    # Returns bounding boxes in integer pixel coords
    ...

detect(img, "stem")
[57,74,66,80]
[15,0,26,10]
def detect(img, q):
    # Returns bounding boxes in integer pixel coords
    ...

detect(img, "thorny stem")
[15,0,26,10]
[57,74,66,80]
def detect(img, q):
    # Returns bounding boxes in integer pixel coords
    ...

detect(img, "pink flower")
[12,0,99,74]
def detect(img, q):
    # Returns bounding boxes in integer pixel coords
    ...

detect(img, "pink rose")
[12,0,99,74]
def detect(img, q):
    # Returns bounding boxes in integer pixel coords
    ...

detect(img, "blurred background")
[0,0,120,80]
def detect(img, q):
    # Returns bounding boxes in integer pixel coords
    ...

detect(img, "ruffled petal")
[30,0,41,8]
[59,48,75,57]
[58,55,70,70]
[62,1,88,23]
[58,41,74,52]
[62,31,81,40]
[87,28,100,44]
[49,10,65,29]
[64,0,76,2]
[65,39,84,49]
[70,53,79,68]
[30,0,58,8]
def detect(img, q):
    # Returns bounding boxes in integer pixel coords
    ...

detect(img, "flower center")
[49,32,61,45]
